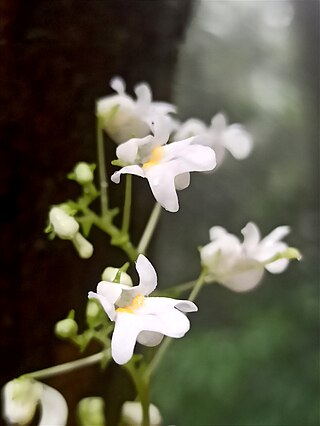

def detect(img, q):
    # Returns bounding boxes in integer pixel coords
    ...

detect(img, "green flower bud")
[77,397,106,426]
[55,318,78,339]
[74,162,94,184]
[101,267,133,286]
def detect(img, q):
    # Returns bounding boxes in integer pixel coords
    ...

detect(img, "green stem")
[137,203,162,254]
[22,350,110,380]
[122,174,132,234]
[125,363,150,426]
[96,115,109,215]
[188,268,207,302]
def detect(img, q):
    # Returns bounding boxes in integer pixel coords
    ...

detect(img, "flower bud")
[49,207,79,240]
[101,267,132,286]
[72,233,94,259]
[77,397,106,426]
[120,401,162,426]
[2,378,42,425]
[73,162,94,184]
[55,318,78,339]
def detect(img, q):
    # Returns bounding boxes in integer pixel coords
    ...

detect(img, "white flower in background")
[2,378,68,426]
[49,207,93,259]
[111,117,216,212]
[88,254,197,365]
[174,113,253,166]
[201,222,300,292]
[97,76,176,144]
[120,401,162,426]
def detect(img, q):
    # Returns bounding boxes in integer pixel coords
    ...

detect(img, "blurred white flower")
[120,401,162,426]
[49,207,93,259]
[89,254,197,365]
[201,222,300,292]
[97,76,176,144]
[111,117,216,212]
[2,378,68,426]
[174,113,253,166]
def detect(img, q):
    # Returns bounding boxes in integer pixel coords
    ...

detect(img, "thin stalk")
[137,203,162,254]
[122,174,132,234]
[145,270,207,378]
[23,350,109,380]
[125,363,150,426]
[96,115,109,215]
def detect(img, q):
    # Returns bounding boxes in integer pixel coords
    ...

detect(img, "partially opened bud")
[49,207,79,240]
[72,233,94,259]
[101,267,133,286]
[120,401,162,426]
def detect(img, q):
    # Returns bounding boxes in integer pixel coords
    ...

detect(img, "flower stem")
[96,114,109,215]
[122,174,132,234]
[137,203,162,254]
[125,363,150,426]
[188,268,207,302]
[22,350,110,380]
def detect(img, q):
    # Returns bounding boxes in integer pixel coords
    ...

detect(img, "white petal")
[220,260,265,292]
[261,226,290,245]
[111,165,145,184]
[112,314,141,364]
[151,115,171,146]
[223,124,253,159]
[241,222,261,252]
[265,258,289,274]
[152,101,177,115]
[174,172,190,190]
[174,118,207,140]
[136,331,164,346]
[164,142,216,173]
[144,164,179,212]
[116,134,154,163]
[88,281,123,321]
[132,254,158,296]
[39,384,68,426]
[210,113,227,132]
[134,82,152,109]
[110,76,126,95]
[209,226,228,241]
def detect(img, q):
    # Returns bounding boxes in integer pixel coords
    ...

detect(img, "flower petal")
[241,222,261,252]
[116,134,154,163]
[132,254,158,296]
[209,226,228,241]
[111,313,142,364]
[174,172,190,190]
[134,82,152,109]
[111,165,145,184]
[136,331,164,346]
[220,260,265,292]
[210,113,227,132]
[39,383,68,426]
[88,281,123,321]
[110,76,126,95]
[265,258,289,274]
[223,124,253,159]
[261,226,290,245]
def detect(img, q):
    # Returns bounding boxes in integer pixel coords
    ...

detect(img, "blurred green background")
[1,1,318,425]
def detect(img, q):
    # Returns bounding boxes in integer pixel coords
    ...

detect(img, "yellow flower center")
[142,146,164,169]
[116,294,145,314]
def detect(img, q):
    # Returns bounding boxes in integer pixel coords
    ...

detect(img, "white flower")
[97,76,176,144]
[2,378,68,426]
[111,117,216,212]
[201,222,298,292]
[120,401,162,426]
[49,207,93,259]
[174,113,253,166]
[88,254,197,365]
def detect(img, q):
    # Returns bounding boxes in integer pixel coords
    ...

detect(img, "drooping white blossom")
[97,76,176,144]
[174,113,253,166]
[2,378,68,426]
[88,254,197,365]
[111,117,216,212]
[200,222,300,292]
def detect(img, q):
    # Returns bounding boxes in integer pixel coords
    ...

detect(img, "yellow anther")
[142,146,164,169]
[116,295,145,314]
